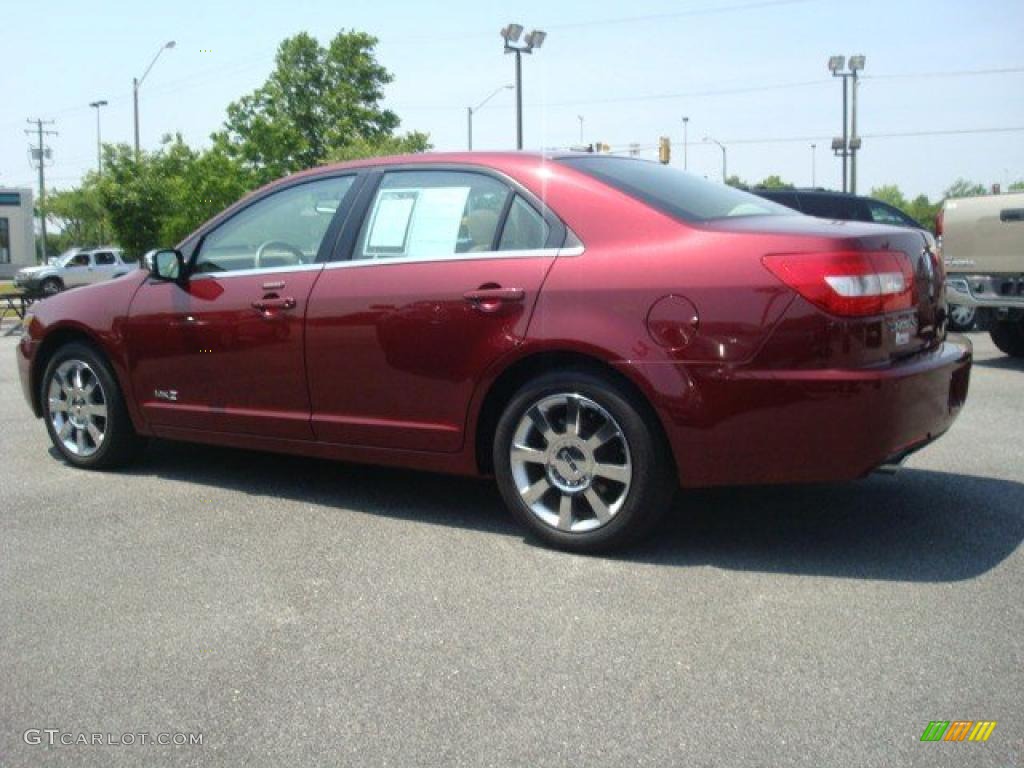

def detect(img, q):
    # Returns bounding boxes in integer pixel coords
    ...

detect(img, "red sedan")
[17,153,971,551]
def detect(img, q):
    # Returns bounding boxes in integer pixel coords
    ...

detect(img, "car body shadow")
[971,354,1024,371]
[100,440,1023,584]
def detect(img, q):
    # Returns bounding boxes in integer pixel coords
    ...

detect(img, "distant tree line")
[44,30,430,259]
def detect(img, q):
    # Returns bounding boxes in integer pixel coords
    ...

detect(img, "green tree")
[907,194,941,233]
[869,184,908,210]
[214,30,428,184]
[46,185,107,248]
[327,131,431,163]
[725,175,748,189]
[1009,180,1024,192]
[756,175,793,189]
[95,144,169,259]
[944,178,987,199]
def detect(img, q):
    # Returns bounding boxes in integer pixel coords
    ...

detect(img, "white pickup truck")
[13,246,139,297]
[941,192,1024,356]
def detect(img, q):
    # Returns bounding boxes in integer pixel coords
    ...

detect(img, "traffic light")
[658,136,671,164]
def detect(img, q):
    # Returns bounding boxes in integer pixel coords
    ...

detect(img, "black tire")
[41,341,145,469]
[493,369,676,553]
[947,304,976,332]
[39,277,63,297]
[990,320,1024,358]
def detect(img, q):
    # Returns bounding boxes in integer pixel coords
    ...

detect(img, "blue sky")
[2,0,1021,200]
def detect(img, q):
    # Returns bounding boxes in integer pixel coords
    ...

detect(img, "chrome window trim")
[322,244,584,270]
[188,262,325,281]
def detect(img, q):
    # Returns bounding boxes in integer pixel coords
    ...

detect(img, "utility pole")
[810,143,816,187]
[25,118,57,263]
[578,115,584,144]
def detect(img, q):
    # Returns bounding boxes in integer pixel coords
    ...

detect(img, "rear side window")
[355,171,511,260]
[558,156,789,222]
[796,194,841,219]
[499,196,549,251]
[94,251,116,265]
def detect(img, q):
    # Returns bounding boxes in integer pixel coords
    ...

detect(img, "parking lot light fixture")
[133,40,176,157]
[467,84,514,150]
[502,23,546,150]
[828,55,845,73]
[703,136,727,182]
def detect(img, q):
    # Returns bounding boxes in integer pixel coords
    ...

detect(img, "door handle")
[251,297,297,312]
[463,287,525,313]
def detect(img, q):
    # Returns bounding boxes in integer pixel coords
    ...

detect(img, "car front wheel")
[39,277,63,297]
[493,370,675,552]
[41,342,145,469]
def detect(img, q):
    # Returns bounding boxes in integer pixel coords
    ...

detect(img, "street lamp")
[467,85,513,150]
[577,115,584,144]
[89,99,108,242]
[88,100,108,174]
[703,136,727,183]
[133,40,176,157]
[501,23,546,150]
[810,143,816,187]
[828,53,866,193]
[681,116,689,170]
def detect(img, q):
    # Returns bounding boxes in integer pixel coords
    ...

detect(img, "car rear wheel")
[41,342,145,469]
[39,277,63,297]
[947,304,976,332]
[493,370,675,552]
[989,319,1024,358]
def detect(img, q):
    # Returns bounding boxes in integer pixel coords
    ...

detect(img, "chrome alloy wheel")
[47,359,108,458]
[509,393,632,533]
[949,304,976,329]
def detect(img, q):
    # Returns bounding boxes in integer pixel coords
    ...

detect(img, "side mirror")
[145,249,186,282]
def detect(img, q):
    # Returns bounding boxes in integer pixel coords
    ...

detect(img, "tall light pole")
[89,100,108,174]
[810,143,816,187]
[90,100,108,243]
[848,55,865,194]
[682,116,689,170]
[467,84,513,150]
[577,115,584,144]
[133,40,176,157]
[501,24,546,150]
[828,55,849,192]
[703,136,726,183]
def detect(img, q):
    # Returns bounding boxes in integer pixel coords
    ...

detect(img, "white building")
[0,188,36,279]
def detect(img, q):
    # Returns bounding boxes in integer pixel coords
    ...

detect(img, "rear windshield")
[558,156,791,222]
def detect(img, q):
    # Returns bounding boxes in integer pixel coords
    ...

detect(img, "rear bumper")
[946,275,1024,309]
[633,337,972,487]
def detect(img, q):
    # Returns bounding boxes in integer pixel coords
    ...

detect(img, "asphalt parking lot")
[0,331,1021,767]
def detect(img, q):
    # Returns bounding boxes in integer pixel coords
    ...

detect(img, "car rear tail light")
[762,250,915,317]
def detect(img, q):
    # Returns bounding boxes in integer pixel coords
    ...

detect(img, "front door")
[306,169,562,452]
[124,174,358,439]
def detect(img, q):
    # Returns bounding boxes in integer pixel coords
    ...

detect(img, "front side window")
[195,176,354,273]
[558,156,789,222]
[355,171,511,261]
[68,254,90,267]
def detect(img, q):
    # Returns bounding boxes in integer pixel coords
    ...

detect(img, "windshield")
[558,155,792,222]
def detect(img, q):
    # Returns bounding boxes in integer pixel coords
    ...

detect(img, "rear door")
[306,168,564,452]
